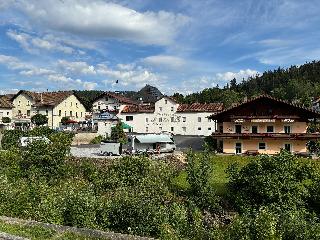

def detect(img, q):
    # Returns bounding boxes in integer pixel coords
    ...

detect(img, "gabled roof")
[209,95,320,120]
[93,92,138,105]
[177,103,223,112]
[12,90,82,108]
[121,104,155,113]
[0,96,13,109]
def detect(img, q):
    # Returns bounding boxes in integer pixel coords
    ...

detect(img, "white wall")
[118,97,218,136]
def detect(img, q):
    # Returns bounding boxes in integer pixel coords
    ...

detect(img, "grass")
[172,153,319,196]
[0,220,109,240]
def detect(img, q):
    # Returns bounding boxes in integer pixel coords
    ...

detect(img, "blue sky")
[0,0,320,95]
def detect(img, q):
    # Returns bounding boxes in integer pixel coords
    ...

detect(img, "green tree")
[31,114,48,126]
[111,122,127,143]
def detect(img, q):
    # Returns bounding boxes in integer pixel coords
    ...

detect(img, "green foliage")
[111,122,127,143]
[203,136,218,152]
[227,151,318,213]
[31,114,48,126]
[186,152,221,211]
[2,129,25,149]
[89,135,104,144]
[2,117,11,123]
[60,116,70,125]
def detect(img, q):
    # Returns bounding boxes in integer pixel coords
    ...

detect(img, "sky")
[0,0,320,95]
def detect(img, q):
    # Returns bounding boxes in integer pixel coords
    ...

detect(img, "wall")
[223,121,307,134]
[119,97,218,136]
[72,132,99,145]
[223,139,307,154]
[12,93,35,120]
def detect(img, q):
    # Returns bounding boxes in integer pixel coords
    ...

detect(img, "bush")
[227,151,318,213]
[2,117,11,123]
[31,114,48,126]
[89,135,104,144]
[186,152,221,211]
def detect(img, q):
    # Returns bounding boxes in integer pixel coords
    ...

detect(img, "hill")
[173,60,320,108]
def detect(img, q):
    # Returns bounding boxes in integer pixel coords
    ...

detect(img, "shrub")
[31,114,48,126]
[1,129,25,149]
[2,117,11,123]
[89,135,104,144]
[227,151,318,213]
[186,152,221,211]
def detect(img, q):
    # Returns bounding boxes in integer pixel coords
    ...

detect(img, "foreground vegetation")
[1,128,320,239]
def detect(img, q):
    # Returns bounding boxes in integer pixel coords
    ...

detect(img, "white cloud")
[7,30,75,54]
[215,69,259,82]
[57,60,96,75]
[14,0,189,45]
[143,55,186,69]
[98,63,166,88]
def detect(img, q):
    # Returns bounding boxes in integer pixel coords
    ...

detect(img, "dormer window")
[165,100,168,104]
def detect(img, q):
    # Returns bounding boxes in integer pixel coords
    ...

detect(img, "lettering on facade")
[282,119,295,123]
[251,119,276,123]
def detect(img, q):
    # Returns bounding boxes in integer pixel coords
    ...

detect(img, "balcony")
[211,132,320,140]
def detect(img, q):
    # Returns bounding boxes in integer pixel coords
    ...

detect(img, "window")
[18,101,21,106]
[171,127,174,131]
[65,111,67,117]
[219,125,223,133]
[46,110,48,115]
[259,142,266,150]
[182,127,186,132]
[165,100,168,104]
[267,126,274,133]
[18,110,21,115]
[235,125,242,134]
[208,118,212,122]
[198,127,201,130]
[64,102,66,107]
[76,103,78,108]
[252,126,258,134]
[146,117,149,122]
[159,107,162,111]
[171,117,174,122]
[171,106,174,111]
[81,112,83,117]
[159,117,162,122]
[27,110,30,116]
[7,112,9,116]
[284,126,291,134]
[284,143,292,152]
[126,116,133,121]
[159,127,162,131]
[208,127,212,131]
[98,106,101,110]
[70,102,73,107]
[59,110,61,116]
[76,112,78,118]
[70,111,72,116]
[146,127,149,132]
[27,101,30,106]
[182,117,186,122]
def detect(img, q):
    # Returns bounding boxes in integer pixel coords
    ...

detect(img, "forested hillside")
[173,60,320,108]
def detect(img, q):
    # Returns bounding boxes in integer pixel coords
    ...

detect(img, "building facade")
[119,97,223,136]
[11,91,87,129]
[209,95,320,154]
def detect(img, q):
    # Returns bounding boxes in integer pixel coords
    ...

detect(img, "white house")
[118,97,223,136]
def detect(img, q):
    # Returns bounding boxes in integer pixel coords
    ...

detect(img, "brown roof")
[177,103,224,112]
[209,95,320,120]
[121,104,155,113]
[94,92,138,105]
[13,90,76,107]
[0,96,13,108]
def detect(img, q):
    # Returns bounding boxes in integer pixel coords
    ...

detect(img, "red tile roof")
[177,103,224,112]
[121,104,155,113]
